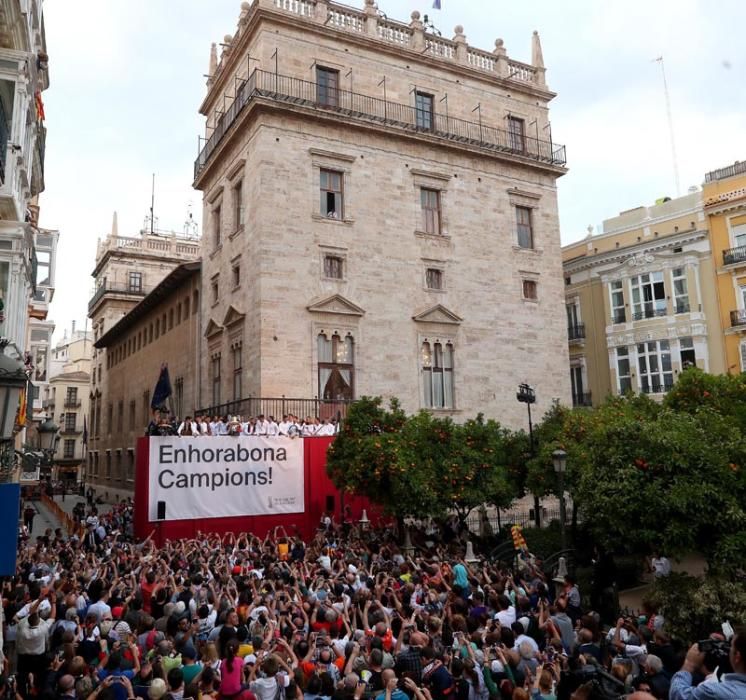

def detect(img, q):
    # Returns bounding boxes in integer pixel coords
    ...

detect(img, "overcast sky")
[41,0,746,339]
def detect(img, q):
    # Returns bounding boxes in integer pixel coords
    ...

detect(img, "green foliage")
[326,399,518,520]
[645,573,746,642]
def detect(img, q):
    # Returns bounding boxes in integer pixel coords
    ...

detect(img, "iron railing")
[731,309,746,328]
[194,69,567,179]
[723,245,746,266]
[196,396,354,422]
[567,323,585,341]
[88,284,147,312]
[572,392,592,407]
[706,161,746,183]
[640,379,674,394]
[632,305,668,321]
[64,399,81,409]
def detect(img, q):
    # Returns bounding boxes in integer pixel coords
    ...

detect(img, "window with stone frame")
[421,188,442,235]
[317,332,354,400]
[522,279,538,300]
[233,179,244,230]
[421,340,454,409]
[516,206,534,249]
[232,345,242,401]
[425,267,444,290]
[211,355,221,406]
[320,169,343,219]
[323,255,344,280]
[63,439,75,459]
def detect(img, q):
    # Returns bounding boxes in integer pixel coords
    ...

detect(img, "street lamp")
[37,416,59,482]
[516,383,541,527]
[552,449,567,550]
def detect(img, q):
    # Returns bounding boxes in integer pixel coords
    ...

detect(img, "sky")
[40,0,746,340]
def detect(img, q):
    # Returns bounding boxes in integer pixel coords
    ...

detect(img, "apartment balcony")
[723,245,746,267]
[632,306,668,321]
[88,283,147,313]
[641,380,674,395]
[731,309,746,328]
[194,69,566,182]
[197,395,353,422]
[572,392,592,407]
[60,426,82,436]
[567,323,586,342]
[63,399,81,409]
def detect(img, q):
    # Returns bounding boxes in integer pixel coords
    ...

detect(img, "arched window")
[421,340,454,408]
[318,333,354,400]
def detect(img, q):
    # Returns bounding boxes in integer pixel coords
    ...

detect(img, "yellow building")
[562,191,725,406]
[702,160,746,373]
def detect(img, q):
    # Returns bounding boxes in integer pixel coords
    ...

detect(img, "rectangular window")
[421,341,454,409]
[426,268,443,290]
[637,340,674,394]
[610,280,625,323]
[617,347,632,394]
[174,377,184,420]
[507,116,526,152]
[117,400,124,432]
[63,439,75,459]
[232,346,242,401]
[516,206,533,249]
[211,356,221,406]
[127,451,135,482]
[316,66,339,107]
[733,223,746,249]
[211,278,219,305]
[213,205,221,248]
[522,279,538,300]
[318,333,354,400]
[64,412,77,432]
[129,400,136,431]
[107,404,113,434]
[320,169,343,219]
[415,91,434,130]
[168,309,174,330]
[232,263,240,288]
[233,179,244,230]
[680,337,696,369]
[143,391,150,421]
[421,188,441,235]
[128,271,142,293]
[672,267,689,313]
[630,271,666,319]
[65,387,78,406]
[570,366,586,406]
[323,255,344,279]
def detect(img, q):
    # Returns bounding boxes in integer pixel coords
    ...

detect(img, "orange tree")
[326,397,517,521]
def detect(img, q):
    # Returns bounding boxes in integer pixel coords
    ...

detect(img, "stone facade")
[562,191,725,405]
[193,0,570,429]
[87,263,201,502]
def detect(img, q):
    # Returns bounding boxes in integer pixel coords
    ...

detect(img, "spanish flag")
[35,91,45,121]
[17,388,26,427]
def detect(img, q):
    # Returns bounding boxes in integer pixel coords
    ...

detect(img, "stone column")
[453,25,467,64]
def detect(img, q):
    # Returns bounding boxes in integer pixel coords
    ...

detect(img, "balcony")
[88,283,147,313]
[194,69,566,181]
[572,392,592,407]
[567,323,586,342]
[723,245,746,267]
[731,309,746,328]
[641,380,674,395]
[706,160,746,183]
[63,399,81,409]
[632,305,668,321]
[197,396,354,422]
[60,426,82,436]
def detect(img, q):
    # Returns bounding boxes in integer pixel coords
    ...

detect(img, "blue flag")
[432,0,441,8]
[151,364,172,410]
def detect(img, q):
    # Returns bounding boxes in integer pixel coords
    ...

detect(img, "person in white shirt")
[277,416,291,436]
[177,417,199,437]
[267,417,279,436]
[17,593,56,694]
[316,420,335,436]
[650,553,671,578]
[494,595,516,627]
[255,415,269,436]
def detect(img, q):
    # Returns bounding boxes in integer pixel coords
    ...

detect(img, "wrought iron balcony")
[632,305,668,321]
[88,283,147,312]
[197,396,353,422]
[63,399,81,409]
[567,323,586,342]
[60,426,82,436]
[641,379,674,394]
[572,392,592,407]
[194,69,567,180]
[723,245,746,266]
[731,309,746,328]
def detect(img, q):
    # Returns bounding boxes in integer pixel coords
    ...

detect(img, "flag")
[432,0,441,8]
[511,524,528,551]
[151,364,172,410]
[34,91,45,121]
[82,416,88,446]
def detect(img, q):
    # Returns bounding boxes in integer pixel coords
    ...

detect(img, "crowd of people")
[146,412,340,438]
[3,504,745,700]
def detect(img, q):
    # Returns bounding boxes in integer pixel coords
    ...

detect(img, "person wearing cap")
[180,644,203,686]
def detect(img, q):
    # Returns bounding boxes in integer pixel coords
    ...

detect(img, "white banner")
[148,436,304,521]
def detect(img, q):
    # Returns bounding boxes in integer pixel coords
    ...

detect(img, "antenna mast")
[150,173,155,235]
[654,56,681,197]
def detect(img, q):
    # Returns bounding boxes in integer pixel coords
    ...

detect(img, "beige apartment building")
[562,191,725,405]
[86,263,201,501]
[193,0,570,427]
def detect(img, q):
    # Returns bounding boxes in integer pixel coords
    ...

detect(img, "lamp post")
[552,449,567,550]
[37,416,59,483]
[516,383,541,527]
